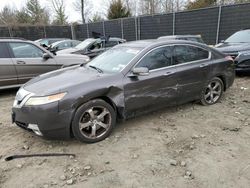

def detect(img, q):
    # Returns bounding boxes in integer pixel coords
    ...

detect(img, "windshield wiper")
[89,65,103,73]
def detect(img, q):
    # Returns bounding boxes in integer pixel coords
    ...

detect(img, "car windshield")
[225,30,250,43]
[87,47,141,73]
[75,39,96,49]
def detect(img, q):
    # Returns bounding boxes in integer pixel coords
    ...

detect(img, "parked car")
[49,40,82,52]
[57,37,126,59]
[35,38,69,46]
[158,35,205,44]
[215,29,250,72]
[0,38,89,90]
[12,40,235,143]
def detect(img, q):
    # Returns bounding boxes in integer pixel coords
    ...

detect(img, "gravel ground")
[0,76,250,188]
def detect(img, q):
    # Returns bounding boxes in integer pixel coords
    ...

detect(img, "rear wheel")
[72,99,116,143]
[200,77,224,106]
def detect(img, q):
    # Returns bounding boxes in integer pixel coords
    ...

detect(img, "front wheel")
[72,99,116,143]
[200,77,224,106]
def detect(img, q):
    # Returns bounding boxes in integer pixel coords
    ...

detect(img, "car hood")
[23,66,109,95]
[57,48,81,54]
[216,42,250,53]
[54,53,89,61]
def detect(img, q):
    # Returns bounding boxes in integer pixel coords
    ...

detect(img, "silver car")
[0,39,89,90]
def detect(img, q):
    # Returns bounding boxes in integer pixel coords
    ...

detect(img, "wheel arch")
[214,75,227,91]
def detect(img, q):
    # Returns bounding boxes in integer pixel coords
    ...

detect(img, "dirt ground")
[0,76,250,188]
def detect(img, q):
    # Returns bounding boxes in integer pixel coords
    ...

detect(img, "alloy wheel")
[79,106,112,139]
[204,80,222,104]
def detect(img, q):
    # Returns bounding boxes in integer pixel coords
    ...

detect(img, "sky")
[0,0,105,22]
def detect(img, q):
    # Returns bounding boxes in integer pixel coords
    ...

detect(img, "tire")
[200,77,224,106]
[72,99,116,143]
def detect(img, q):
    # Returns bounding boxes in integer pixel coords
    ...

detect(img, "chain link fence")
[0,3,250,45]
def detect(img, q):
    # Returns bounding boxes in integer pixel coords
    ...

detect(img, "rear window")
[174,45,209,64]
[0,43,10,58]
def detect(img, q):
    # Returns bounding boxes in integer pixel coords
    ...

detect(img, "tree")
[0,6,17,25]
[74,0,93,23]
[107,0,131,19]
[89,13,104,23]
[186,0,217,10]
[26,0,49,24]
[51,0,68,25]
[15,0,49,24]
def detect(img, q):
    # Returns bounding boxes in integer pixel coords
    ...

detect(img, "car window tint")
[0,43,10,58]
[174,45,209,64]
[9,43,44,58]
[136,46,173,70]
[105,41,118,48]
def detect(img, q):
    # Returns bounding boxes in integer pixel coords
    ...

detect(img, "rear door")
[8,42,59,84]
[173,44,211,104]
[0,42,18,88]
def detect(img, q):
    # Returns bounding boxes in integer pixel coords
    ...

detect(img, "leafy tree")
[51,0,68,25]
[15,0,49,24]
[107,0,131,19]
[186,0,217,10]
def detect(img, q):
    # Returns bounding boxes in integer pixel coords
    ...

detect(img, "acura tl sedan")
[12,40,235,143]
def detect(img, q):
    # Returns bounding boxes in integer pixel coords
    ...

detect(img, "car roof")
[119,39,208,50]
[158,35,201,39]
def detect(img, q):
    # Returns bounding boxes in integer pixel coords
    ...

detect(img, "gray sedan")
[0,39,89,90]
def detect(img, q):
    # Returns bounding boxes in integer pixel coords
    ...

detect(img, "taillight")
[225,56,234,61]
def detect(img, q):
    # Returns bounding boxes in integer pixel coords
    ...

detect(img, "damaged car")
[12,40,235,143]
[216,29,250,72]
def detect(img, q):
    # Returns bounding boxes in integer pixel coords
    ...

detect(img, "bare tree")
[50,0,68,25]
[73,0,93,23]
[0,6,17,25]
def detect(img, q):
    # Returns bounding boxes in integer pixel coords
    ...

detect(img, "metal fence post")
[121,18,124,39]
[138,16,141,40]
[86,23,90,38]
[70,24,75,39]
[216,6,222,44]
[135,17,138,40]
[8,26,13,38]
[173,12,176,35]
[102,21,106,36]
[43,25,47,38]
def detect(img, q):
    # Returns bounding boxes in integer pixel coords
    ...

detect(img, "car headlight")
[25,92,67,106]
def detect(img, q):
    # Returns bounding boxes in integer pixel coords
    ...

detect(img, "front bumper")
[12,102,74,140]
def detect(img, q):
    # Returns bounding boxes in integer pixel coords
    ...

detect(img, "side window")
[89,40,102,51]
[58,41,71,49]
[9,42,44,58]
[173,45,209,65]
[105,41,118,48]
[136,46,173,70]
[0,43,11,58]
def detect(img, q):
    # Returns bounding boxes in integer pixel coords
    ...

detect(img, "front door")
[123,46,178,118]
[8,42,59,84]
[0,42,18,88]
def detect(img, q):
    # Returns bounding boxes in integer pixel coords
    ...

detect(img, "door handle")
[200,63,208,68]
[17,61,26,65]
[164,71,175,76]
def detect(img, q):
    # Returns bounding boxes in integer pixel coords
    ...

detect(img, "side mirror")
[132,67,149,76]
[43,53,52,60]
